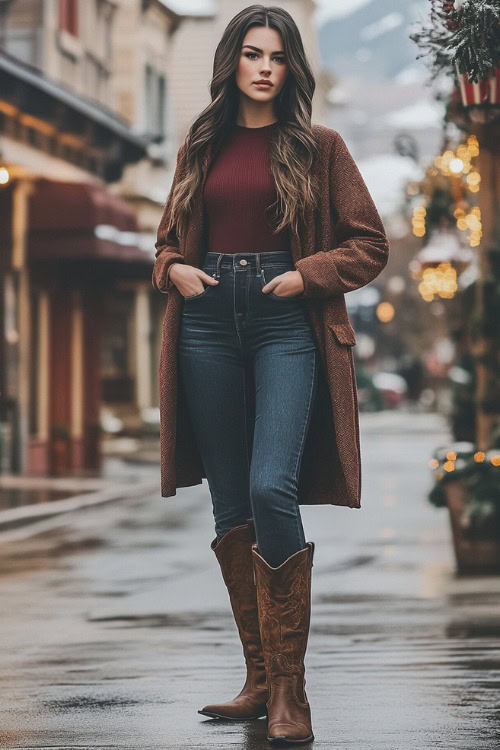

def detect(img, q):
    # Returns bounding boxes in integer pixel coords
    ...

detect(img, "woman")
[152,5,389,745]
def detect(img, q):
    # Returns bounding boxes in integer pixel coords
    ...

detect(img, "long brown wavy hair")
[166,4,321,242]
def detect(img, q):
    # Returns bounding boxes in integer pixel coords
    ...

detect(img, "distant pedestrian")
[153,4,389,745]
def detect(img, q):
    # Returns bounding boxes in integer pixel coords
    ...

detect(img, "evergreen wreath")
[410,0,500,84]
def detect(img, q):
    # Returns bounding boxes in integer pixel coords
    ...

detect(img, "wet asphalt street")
[1,412,499,749]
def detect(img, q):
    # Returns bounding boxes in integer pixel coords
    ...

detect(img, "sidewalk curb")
[0,479,159,539]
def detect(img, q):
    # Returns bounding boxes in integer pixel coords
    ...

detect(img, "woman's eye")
[244,52,286,64]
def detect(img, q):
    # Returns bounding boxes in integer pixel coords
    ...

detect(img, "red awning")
[28,179,152,263]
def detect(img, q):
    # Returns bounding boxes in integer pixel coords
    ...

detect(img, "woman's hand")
[262,270,305,297]
[168,263,219,297]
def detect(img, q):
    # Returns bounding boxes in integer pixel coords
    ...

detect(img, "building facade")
[0,0,150,476]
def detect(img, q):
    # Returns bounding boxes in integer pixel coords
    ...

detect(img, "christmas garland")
[410,0,500,84]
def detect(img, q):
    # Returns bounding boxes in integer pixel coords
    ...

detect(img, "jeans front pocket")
[260,266,303,301]
[183,287,211,301]
[183,274,216,300]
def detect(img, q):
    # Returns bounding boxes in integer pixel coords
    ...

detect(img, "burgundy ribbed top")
[203,122,290,254]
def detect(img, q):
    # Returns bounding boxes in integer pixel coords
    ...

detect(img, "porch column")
[37,290,50,444]
[134,282,152,410]
[12,178,34,473]
[70,290,84,467]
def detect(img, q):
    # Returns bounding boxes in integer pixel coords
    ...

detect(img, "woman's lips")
[253,82,273,88]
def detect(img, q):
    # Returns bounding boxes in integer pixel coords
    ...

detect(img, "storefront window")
[101,290,134,403]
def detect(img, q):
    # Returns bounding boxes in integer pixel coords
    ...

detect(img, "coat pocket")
[327,321,357,346]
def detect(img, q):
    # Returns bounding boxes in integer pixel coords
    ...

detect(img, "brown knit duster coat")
[152,124,389,509]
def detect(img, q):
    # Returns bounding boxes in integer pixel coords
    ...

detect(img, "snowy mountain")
[318,0,428,82]
[316,0,443,220]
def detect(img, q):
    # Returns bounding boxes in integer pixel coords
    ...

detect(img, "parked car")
[371,372,408,409]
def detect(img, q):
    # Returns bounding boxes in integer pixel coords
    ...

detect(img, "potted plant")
[428,432,500,574]
[410,0,500,120]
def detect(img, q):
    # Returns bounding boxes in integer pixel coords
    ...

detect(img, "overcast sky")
[314,0,372,25]
[163,0,375,22]
[163,1,374,25]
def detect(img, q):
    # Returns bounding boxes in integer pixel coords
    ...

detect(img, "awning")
[28,179,153,263]
[0,50,147,181]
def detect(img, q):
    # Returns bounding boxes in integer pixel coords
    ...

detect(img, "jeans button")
[239,259,248,266]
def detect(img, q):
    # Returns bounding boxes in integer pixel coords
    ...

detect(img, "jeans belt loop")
[256,253,262,277]
[215,253,223,279]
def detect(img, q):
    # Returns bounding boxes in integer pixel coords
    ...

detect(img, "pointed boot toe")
[198,678,268,720]
[198,521,269,721]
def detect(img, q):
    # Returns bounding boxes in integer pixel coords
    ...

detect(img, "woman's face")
[235,26,289,103]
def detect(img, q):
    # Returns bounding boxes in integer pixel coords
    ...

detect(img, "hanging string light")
[408,134,481,248]
[406,132,482,302]
[418,262,458,301]
[412,205,426,237]
[433,134,479,177]
[465,170,481,192]
[453,205,482,246]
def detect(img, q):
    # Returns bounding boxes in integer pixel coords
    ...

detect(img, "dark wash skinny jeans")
[177,251,318,567]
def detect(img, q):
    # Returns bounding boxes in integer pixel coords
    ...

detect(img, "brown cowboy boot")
[252,542,315,745]
[198,520,269,720]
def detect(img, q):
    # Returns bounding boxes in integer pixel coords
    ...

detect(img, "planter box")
[445,479,500,575]
[456,64,500,109]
